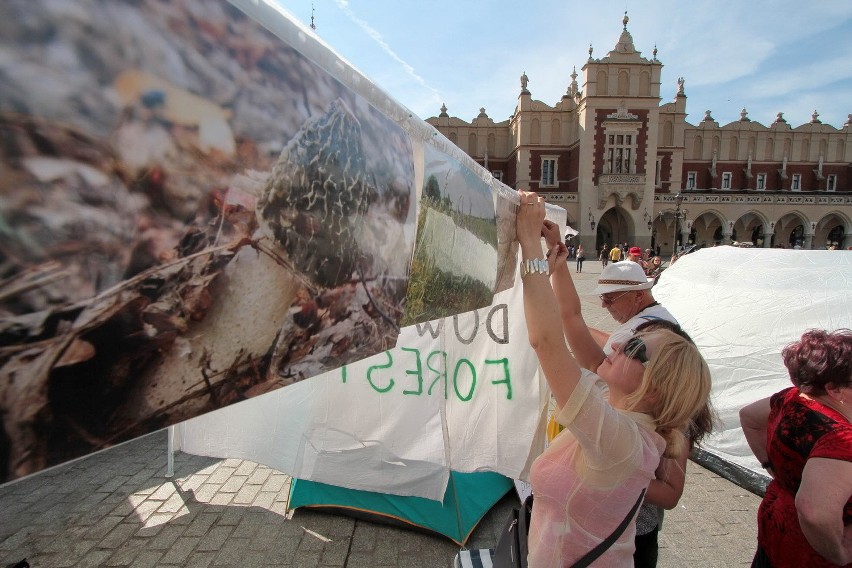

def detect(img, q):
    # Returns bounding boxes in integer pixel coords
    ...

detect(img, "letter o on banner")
[453,358,476,401]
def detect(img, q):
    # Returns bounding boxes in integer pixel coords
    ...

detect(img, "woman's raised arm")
[541,220,606,371]
[517,193,582,408]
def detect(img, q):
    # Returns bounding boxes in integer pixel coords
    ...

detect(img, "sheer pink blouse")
[528,371,664,567]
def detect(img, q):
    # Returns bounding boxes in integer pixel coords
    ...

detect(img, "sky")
[275,0,852,130]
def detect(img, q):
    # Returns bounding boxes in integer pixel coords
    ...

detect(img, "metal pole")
[166,425,175,478]
[672,205,678,258]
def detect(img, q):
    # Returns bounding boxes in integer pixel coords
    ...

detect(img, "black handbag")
[492,495,533,568]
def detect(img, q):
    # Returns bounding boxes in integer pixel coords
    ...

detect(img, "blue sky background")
[276,1,852,129]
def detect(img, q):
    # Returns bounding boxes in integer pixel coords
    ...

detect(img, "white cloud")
[332,0,442,106]
[743,55,852,99]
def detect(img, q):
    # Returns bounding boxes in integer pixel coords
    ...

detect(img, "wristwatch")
[520,257,549,278]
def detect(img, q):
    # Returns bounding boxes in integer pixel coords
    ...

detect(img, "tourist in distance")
[627,246,648,271]
[575,244,586,273]
[610,243,623,263]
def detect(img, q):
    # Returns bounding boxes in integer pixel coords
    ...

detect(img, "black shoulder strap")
[570,488,646,568]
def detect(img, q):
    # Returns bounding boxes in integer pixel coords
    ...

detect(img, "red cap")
[629,246,642,256]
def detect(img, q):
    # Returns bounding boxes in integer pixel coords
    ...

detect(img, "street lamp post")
[586,208,596,251]
[673,192,683,258]
[658,193,688,259]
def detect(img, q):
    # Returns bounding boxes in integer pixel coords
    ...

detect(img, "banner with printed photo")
[0,0,534,483]
[176,250,565,501]
[0,0,421,483]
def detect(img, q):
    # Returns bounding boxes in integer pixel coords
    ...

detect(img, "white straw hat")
[591,261,654,295]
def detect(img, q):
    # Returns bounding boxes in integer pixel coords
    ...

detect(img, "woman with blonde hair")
[516,191,712,566]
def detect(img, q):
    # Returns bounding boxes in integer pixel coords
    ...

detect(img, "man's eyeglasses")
[599,291,630,305]
[622,336,649,366]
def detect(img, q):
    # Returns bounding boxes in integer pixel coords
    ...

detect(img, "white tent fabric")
[653,247,852,477]
[176,267,551,501]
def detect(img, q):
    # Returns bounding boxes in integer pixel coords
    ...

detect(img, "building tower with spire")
[426,14,852,252]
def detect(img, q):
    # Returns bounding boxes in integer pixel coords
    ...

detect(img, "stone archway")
[827,225,845,249]
[775,213,808,249]
[691,211,725,246]
[815,212,848,249]
[734,211,770,247]
[597,207,635,253]
[750,225,765,246]
[651,213,674,257]
[789,224,804,248]
[651,212,680,257]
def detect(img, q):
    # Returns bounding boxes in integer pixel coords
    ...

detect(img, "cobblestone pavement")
[0,262,762,567]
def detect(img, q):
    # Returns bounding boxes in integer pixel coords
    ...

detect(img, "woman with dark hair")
[740,329,852,567]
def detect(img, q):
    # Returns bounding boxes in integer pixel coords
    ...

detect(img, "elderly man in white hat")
[539,222,678,365]
[592,260,677,353]
[541,221,683,568]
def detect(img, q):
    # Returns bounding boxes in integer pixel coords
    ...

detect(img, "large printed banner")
[176,267,553,502]
[0,0,528,483]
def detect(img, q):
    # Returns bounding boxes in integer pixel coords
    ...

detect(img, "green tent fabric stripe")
[288,471,513,545]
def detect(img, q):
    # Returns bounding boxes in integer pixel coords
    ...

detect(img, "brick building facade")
[426,16,852,254]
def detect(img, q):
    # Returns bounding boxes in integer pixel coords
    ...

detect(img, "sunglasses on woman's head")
[623,336,649,366]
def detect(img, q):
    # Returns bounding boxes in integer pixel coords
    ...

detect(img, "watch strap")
[520,257,549,277]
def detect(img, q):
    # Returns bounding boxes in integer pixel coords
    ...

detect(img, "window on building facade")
[686,171,697,190]
[827,175,837,192]
[606,133,634,174]
[639,71,651,96]
[791,174,801,191]
[756,173,766,191]
[655,159,662,188]
[617,71,629,96]
[722,172,732,190]
[541,158,557,187]
[492,170,503,181]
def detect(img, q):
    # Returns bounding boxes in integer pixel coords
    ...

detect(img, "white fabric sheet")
[653,246,852,476]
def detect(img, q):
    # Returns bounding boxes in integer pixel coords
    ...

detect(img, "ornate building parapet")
[597,173,645,208]
[539,193,578,203]
[657,193,852,205]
